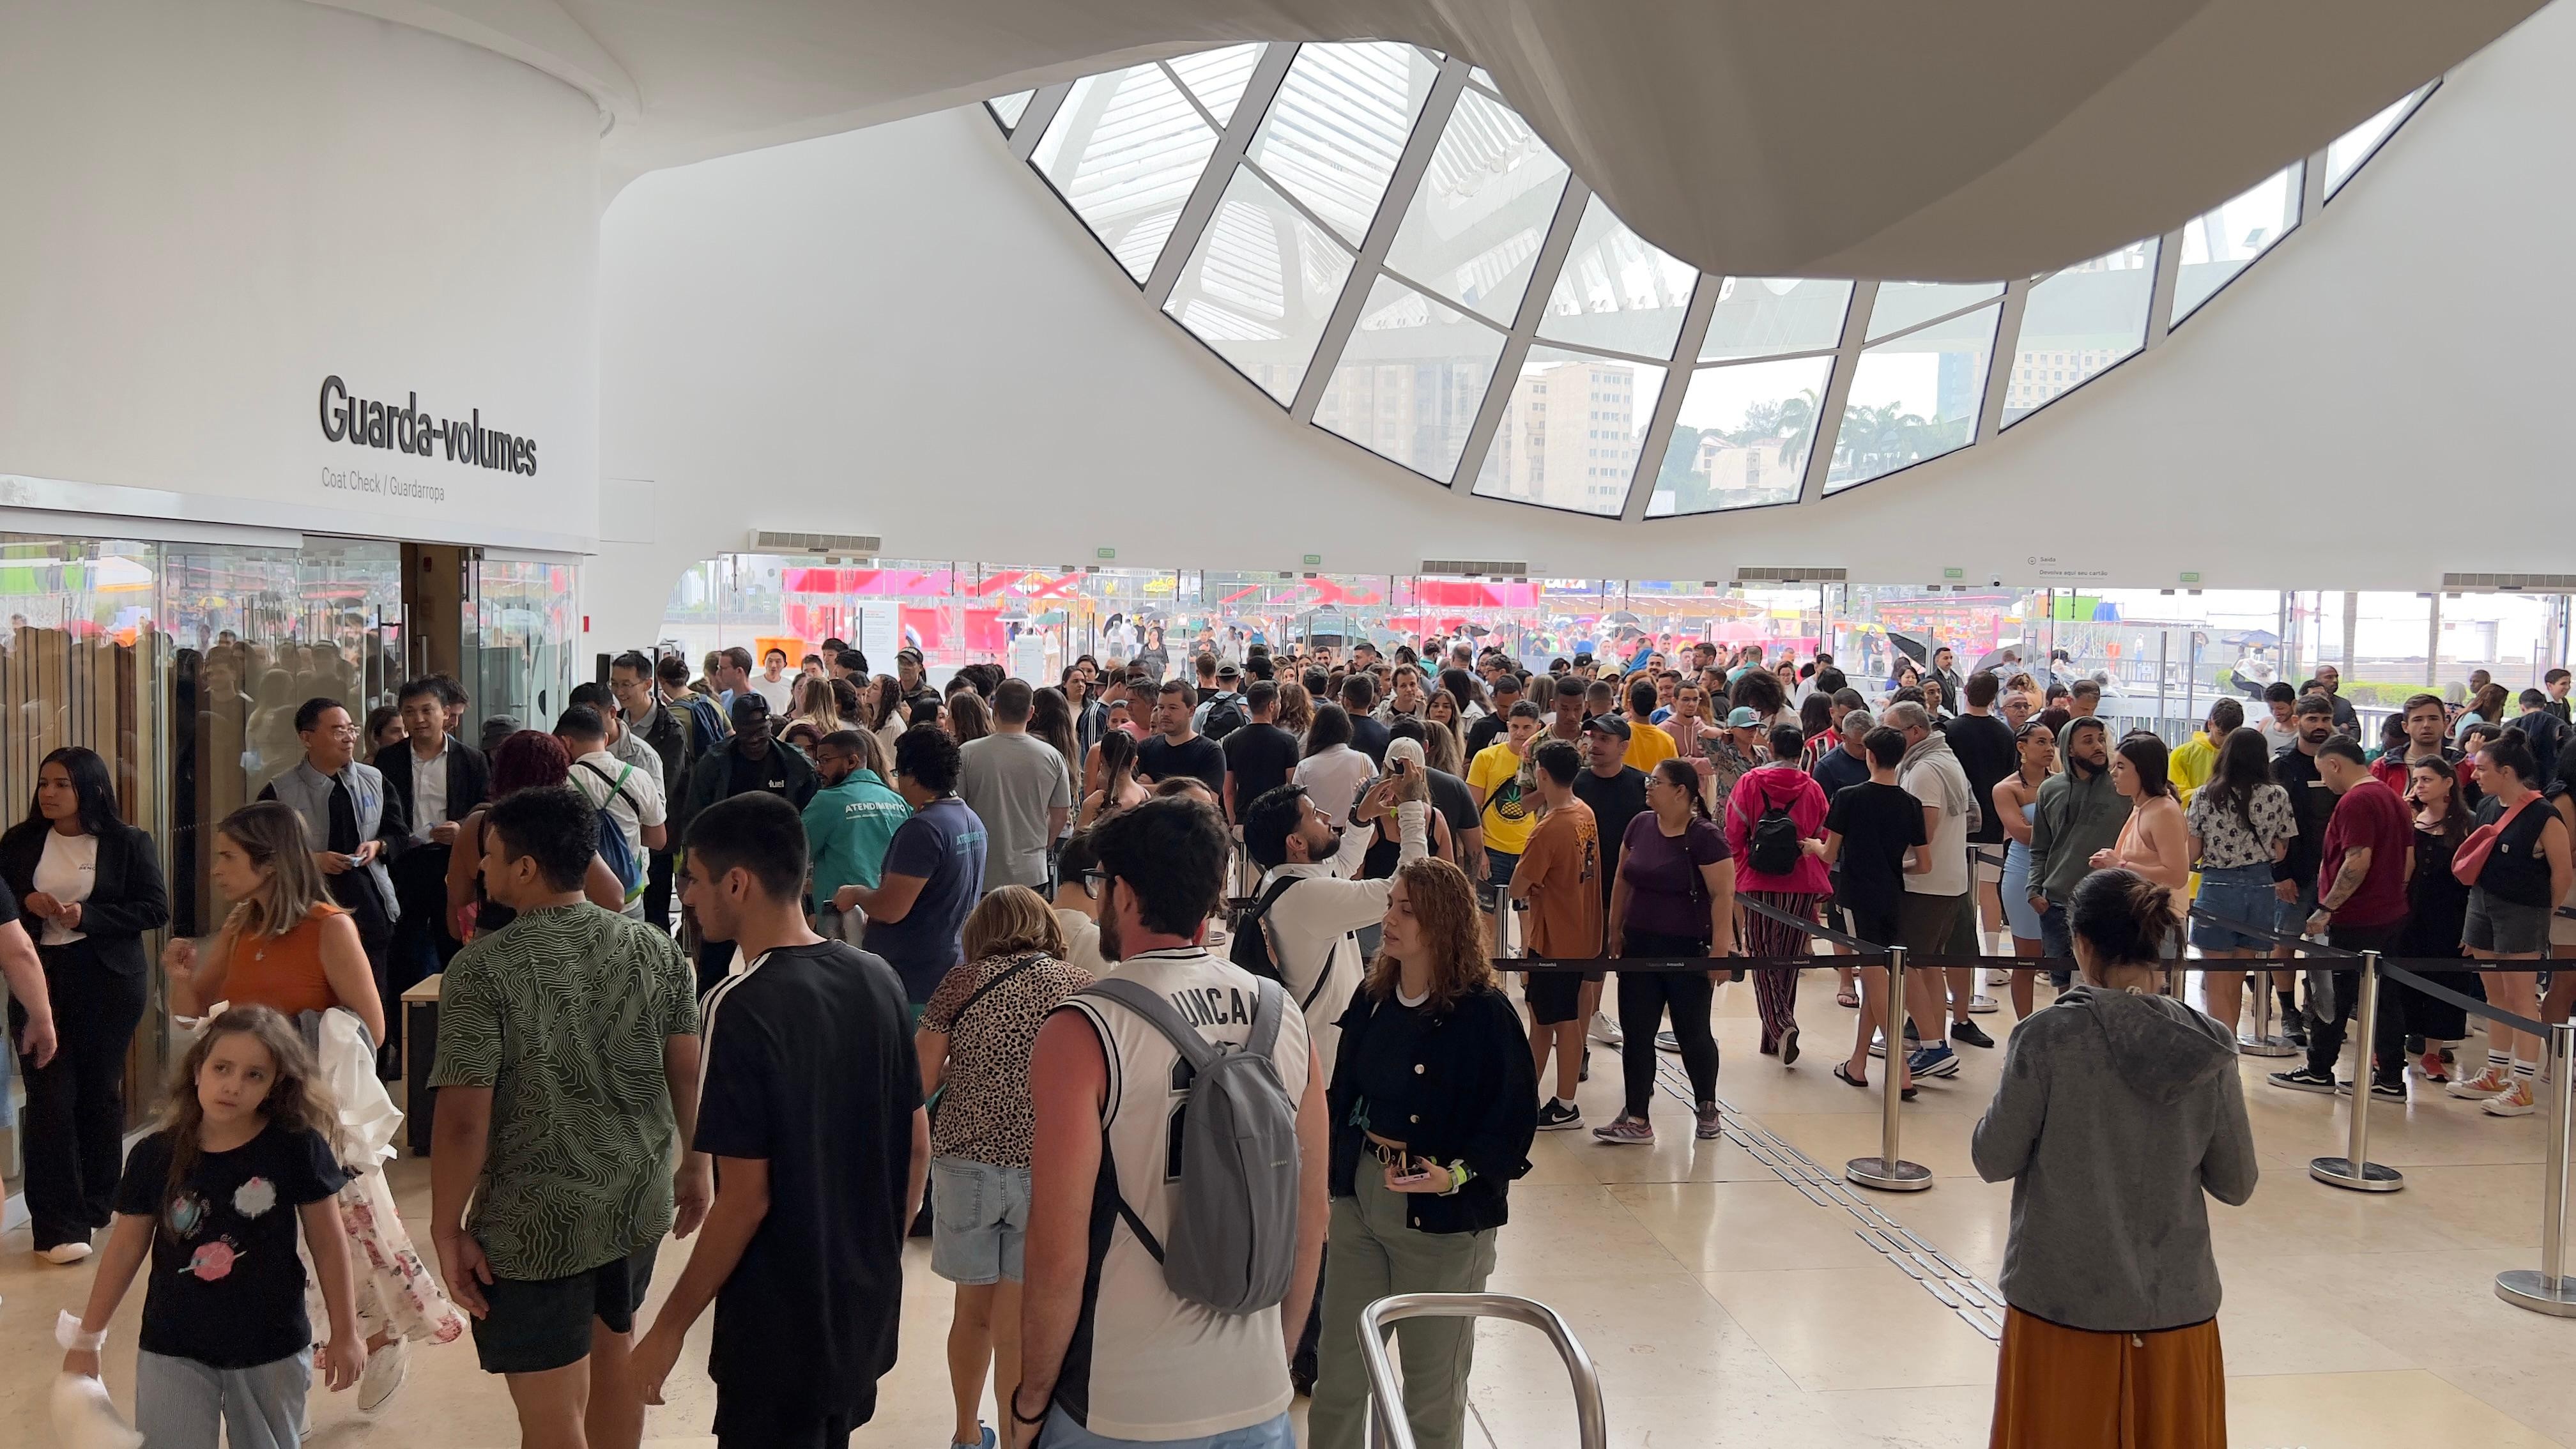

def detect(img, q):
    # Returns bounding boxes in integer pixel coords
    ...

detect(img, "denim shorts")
[1039,1406,1294,1449]
[2464,890,2550,956]
[2191,864,2280,953]
[930,1156,1030,1285]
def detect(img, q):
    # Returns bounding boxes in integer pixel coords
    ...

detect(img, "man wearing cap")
[1191,660,1245,733]
[1575,715,1650,1053]
[1468,673,1521,758]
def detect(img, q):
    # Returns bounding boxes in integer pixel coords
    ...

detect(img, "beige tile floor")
[4,970,2571,1448]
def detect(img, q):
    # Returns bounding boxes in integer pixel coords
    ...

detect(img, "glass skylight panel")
[987,91,1034,130]
[1649,355,1836,516]
[2002,238,2157,427]
[1827,302,1999,491]
[1538,195,1698,358]
[1165,45,1263,128]
[1313,276,1508,482]
[1472,347,1665,516]
[1245,43,1438,245]
[1699,278,1853,361]
[2324,86,2428,198]
[2171,160,2301,325]
[1030,65,1220,282]
[1867,280,2005,341]
[1381,88,1572,325]
[1162,166,1355,404]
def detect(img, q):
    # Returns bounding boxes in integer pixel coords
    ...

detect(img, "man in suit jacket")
[376,678,491,995]
[261,698,410,1071]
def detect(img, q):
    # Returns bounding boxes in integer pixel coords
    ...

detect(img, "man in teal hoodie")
[2027,717,2131,976]
[803,729,912,940]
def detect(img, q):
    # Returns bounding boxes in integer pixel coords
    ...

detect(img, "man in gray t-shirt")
[959,680,1075,891]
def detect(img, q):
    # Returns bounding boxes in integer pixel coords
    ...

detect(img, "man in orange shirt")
[1510,739,1602,1131]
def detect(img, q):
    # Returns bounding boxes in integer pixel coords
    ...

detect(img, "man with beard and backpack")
[1018,797,1328,1449]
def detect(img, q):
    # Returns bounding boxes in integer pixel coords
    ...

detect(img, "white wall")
[0,0,604,551]
[585,1,2572,645]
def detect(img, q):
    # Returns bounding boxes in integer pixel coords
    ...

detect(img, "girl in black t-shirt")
[59,1006,361,1445]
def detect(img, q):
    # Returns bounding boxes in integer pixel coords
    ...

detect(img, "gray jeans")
[1307,1172,1499,1449]
[135,1348,310,1449]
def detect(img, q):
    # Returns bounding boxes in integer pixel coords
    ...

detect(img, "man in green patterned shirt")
[430,786,705,1449]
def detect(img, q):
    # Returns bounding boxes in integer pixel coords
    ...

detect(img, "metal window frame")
[989,52,2444,528]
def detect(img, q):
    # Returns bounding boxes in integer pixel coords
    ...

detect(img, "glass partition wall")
[665,559,2572,740]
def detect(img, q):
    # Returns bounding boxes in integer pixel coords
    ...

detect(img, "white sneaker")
[2484,1078,2538,1117]
[1589,1011,1625,1048]
[39,1241,92,1266]
[1986,969,2010,986]
[359,1336,411,1413]
[1966,994,2000,1015]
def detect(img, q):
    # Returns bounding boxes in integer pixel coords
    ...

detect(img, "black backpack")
[1226,877,1332,1009]
[1202,692,1247,741]
[1749,800,1803,877]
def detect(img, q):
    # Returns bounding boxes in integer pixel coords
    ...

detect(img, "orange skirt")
[1990,1306,2227,1449]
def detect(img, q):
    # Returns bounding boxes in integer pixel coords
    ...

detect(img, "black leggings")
[1618,928,1719,1119]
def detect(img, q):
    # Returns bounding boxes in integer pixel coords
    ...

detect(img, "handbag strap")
[946,954,1045,1034]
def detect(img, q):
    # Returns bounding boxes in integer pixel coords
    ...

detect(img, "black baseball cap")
[1582,714,1631,740]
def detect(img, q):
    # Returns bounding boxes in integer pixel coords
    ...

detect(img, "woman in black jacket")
[0,746,169,1263]
[1309,856,1537,1449]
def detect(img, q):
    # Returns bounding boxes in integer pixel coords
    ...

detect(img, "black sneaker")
[2281,1016,2308,1048]
[1950,1020,1995,1050]
[1535,1098,1584,1131]
[2368,1077,2407,1101]
[1903,1021,1921,1045]
[2269,1065,2339,1094]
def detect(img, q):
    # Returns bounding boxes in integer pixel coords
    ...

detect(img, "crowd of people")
[21,628,2576,1448]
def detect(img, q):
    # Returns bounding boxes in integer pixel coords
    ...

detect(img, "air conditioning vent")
[1420,559,1529,578]
[1735,566,1848,584]
[2441,572,2576,591]
[747,530,880,558]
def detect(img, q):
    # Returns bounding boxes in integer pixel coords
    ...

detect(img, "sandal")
[1836,988,1860,1009]
[1834,1062,1869,1089]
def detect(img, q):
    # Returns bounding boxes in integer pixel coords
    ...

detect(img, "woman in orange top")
[164,801,383,1045]
[162,799,462,1405]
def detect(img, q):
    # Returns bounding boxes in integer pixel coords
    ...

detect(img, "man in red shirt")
[2271,737,2414,1098]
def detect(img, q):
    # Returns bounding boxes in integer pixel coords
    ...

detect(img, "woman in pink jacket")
[1726,724,1833,1062]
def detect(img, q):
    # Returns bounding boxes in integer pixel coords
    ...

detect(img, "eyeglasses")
[1075,868,1109,897]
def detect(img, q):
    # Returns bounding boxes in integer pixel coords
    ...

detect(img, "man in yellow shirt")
[2170,697,2242,805]
[1468,700,1545,908]
[1620,677,1678,773]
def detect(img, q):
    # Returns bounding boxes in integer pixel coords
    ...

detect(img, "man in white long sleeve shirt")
[1238,769,1431,1082]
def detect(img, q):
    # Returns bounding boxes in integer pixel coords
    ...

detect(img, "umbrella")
[1885,630,1931,667]
[1604,610,1642,627]
[1972,640,2032,675]
[2221,629,2280,647]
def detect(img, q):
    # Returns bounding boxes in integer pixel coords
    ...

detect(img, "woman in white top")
[2090,733,2191,956]
[0,746,169,1263]
[1294,703,1376,827]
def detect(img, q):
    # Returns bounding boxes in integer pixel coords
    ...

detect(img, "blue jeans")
[135,1349,310,1449]
[1040,1407,1294,1449]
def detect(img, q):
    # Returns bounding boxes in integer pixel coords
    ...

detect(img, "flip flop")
[1833,1062,1868,1089]
[1836,989,1860,1009]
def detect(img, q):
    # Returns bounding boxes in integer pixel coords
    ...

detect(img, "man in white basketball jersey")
[1015,797,1328,1449]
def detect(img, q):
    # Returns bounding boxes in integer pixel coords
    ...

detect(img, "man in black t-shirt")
[1820,728,1928,1085]
[1945,673,2018,980]
[1137,680,1227,796]
[636,793,928,1449]
[1467,674,1521,759]
[1220,682,1301,823]
[1340,674,1391,766]
[1570,716,1650,1050]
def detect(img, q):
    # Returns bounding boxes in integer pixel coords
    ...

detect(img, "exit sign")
[2179,571,2202,585]
[1942,567,1964,580]
[1095,547,1117,560]
[1303,553,1323,567]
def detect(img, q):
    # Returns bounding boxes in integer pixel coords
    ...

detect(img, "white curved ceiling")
[325,0,2543,279]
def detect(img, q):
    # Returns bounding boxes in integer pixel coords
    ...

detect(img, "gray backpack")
[1082,976,1302,1315]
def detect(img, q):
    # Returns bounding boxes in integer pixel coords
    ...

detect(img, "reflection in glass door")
[463,555,578,735]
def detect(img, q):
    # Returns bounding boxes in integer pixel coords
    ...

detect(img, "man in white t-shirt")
[1883,700,1984,1080]
[556,705,666,916]
[1018,797,1325,1449]
[752,648,796,715]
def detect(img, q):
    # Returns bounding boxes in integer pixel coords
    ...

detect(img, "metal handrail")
[1358,1292,1607,1449]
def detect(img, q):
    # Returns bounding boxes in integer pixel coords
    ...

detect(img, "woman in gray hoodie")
[1973,867,2257,1448]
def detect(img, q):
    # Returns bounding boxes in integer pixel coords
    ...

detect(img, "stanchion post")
[2496,1020,2576,1315]
[2239,962,2297,1057]
[1846,945,1931,1193]
[2310,951,2403,1193]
